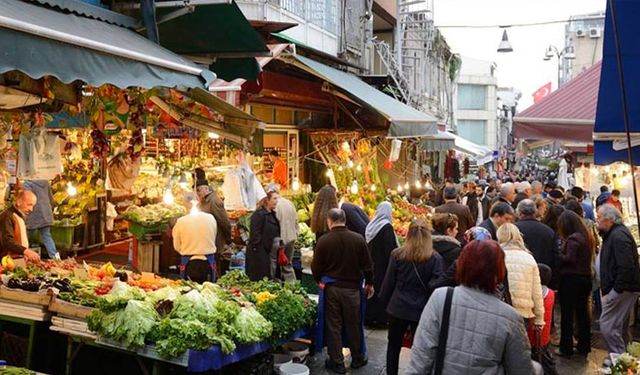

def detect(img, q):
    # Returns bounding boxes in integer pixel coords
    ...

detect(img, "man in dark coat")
[490,182,516,207]
[515,199,558,273]
[340,201,370,238]
[435,187,474,243]
[197,181,233,275]
[312,209,374,373]
[479,202,515,241]
[597,204,640,354]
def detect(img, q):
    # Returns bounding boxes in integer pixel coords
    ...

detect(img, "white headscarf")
[365,201,393,243]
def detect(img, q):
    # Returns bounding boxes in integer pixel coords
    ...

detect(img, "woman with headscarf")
[364,201,398,326]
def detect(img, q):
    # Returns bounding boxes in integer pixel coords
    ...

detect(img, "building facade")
[562,11,605,84]
[454,57,499,150]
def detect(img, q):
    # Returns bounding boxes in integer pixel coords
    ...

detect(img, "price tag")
[73,268,89,279]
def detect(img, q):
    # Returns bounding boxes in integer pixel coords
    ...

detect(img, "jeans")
[559,274,591,354]
[29,227,58,259]
[386,316,418,375]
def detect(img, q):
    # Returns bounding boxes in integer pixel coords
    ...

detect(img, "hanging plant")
[90,129,110,159]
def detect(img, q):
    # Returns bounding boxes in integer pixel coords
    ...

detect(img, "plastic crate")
[50,225,77,252]
[127,221,168,240]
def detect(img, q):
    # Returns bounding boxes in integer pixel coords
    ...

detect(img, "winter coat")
[479,218,498,241]
[341,202,370,237]
[366,223,397,324]
[512,192,528,210]
[379,251,443,322]
[247,208,280,281]
[23,180,54,230]
[501,243,545,325]
[559,233,592,277]
[406,286,534,375]
[432,234,461,271]
[599,224,640,296]
[199,191,232,252]
[515,218,559,270]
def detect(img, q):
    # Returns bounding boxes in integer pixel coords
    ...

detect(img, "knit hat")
[538,263,552,287]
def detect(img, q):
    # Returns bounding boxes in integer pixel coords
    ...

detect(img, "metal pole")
[557,53,562,88]
[608,0,640,229]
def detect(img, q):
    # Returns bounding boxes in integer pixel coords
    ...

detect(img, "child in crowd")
[528,263,558,375]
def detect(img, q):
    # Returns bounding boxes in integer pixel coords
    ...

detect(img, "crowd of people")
[308,176,640,375]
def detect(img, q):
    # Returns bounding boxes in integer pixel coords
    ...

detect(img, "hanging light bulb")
[179,173,188,190]
[397,184,404,193]
[338,166,344,172]
[415,180,422,189]
[350,180,359,195]
[66,182,77,197]
[425,181,433,190]
[207,132,220,139]
[347,159,354,169]
[370,184,377,192]
[404,182,410,190]
[356,164,362,172]
[292,177,300,192]
[163,189,175,205]
[325,169,333,178]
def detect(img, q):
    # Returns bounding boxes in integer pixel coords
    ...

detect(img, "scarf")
[365,201,393,244]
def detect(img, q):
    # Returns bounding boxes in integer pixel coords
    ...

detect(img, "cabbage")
[146,286,182,303]
[233,307,272,344]
[97,281,146,312]
[88,299,159,349]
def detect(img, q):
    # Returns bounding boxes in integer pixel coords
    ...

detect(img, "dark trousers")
[386,316,418,375]
[325,286,363,364]
[559,274,591,354]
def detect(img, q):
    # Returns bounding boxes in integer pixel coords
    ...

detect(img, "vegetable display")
[295,223,314,249]
[121,203,186,226]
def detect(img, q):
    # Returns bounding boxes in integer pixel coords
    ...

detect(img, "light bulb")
[404,182,410,190]
[325,169,333,177]
[356,164,362,172]
[163,189,175,205]
[425,181,433,190]
[338,166,344,172]
[415,180,422,189]
[347,160,354,169]
[66,182,77,197]
[292,177,300,192]
[397,184,403,193]
[207,132,219,139]
[370,184,377,192]
[350,180,359,195]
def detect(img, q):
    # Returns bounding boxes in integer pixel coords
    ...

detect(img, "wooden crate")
[137,240,161,273]
[0,300,50,321]
[0,286,52,306]
[49,298,94,320]
[51,316,90,333]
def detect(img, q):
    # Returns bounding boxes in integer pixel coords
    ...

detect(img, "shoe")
[325,359,347,374]
[351,356,368,369]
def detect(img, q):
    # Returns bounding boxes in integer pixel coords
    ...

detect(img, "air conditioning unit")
[589,28,601,38]
[575,29,586,38]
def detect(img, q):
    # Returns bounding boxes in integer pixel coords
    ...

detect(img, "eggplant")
[7,278,21,289]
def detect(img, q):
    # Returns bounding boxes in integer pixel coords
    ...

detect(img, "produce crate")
[48,297,94,319]
[0,286,53,307]
[127,221,168,241]
[51,225,78,252]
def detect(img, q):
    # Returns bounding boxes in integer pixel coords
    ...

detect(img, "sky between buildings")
[433,0,605,110]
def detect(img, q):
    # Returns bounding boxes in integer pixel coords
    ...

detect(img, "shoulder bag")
[434,287,454,375]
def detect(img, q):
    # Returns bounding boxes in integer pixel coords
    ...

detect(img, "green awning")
[157,1,269,81]
[286,55,438,138]
[0,0,214,89]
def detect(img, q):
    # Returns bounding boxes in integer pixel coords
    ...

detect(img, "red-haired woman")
[407,240,538,375]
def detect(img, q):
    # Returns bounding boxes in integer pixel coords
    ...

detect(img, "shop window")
[275,108,294,125]
[251,106,274,123]
[457,84,487,110]
[457,120,486,145]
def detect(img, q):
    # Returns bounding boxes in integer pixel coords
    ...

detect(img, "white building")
[454,57,499,150]
[562,11,605,84]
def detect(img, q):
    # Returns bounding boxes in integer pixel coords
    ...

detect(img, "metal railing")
[266,0,337,34]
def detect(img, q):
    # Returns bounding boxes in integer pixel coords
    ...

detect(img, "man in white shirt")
[267,184,298,281]
[172,193,217,283]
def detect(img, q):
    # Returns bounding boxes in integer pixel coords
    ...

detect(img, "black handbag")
[434,287,454,375]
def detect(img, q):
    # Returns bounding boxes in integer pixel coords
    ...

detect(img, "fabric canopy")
[0,0,214,89]
[420,131,494,164]
[286,55,438,138]
[593,0,640,165]
[513,61,600,143]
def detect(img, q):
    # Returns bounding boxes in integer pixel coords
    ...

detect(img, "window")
[457,120,486,145]
[457,84,487,110]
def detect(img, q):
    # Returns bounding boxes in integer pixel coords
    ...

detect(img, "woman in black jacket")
[557,210,593,357]
[247,191,281,281]
[379,219,443,375]
[364,201,398,326]
[431,213,461,270]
